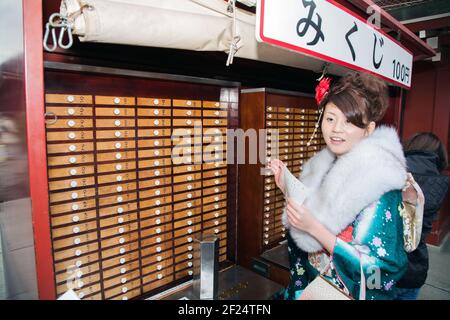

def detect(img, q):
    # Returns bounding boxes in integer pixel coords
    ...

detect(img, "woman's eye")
[326,117,334,122]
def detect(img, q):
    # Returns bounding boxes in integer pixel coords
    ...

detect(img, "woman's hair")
[403,132,449,171]
[320,72,389,128]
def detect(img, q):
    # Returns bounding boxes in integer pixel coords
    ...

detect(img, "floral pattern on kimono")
[279,190,408,300]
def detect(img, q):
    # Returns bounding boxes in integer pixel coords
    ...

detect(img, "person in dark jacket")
[394,132,450,300]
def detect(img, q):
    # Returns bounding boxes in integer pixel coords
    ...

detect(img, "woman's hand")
[286,198,318,234]
[286,198,337,254]
[268,159,286,194]
[402,173,418,205]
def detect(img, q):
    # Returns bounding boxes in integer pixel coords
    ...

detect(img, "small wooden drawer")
[95,118,135,129]
[100,232,140,250]
[140,241,173,258]
[203,109,227,117]
[138,148,172,159]
[95,107,135,117]
[294,114,308,120]
[202,134,226,144]
[142,269,174,288]
[47,118,93,131]
[45,106,93,120]
[174,251,195,265]
[46,130,93,142]
[96,129,136,140]
[137,138,171,149]
[137,107,171,118]
[53,242,99,262]
[202,118,228,127]
[95,96,135,106]
[56,270,101,292]
[137,118,171,128]
[97,161,136,175]
[173,189,201,203]
[47,142,94,155]
[140,215,172,230]
[96,139,136,152]
[104,279,141,299]
[139,177,171,189]
[203,216,226,230]
[173,216,201,230]
[203,161,227,171]
[101,249,140,270]
[139,167,171,180]
[50,198,96,216]
[172,109,201,117]
[137,97,170,107]
[142,275,174,293]
[98,192,137,207]
[99,212,138,228]
[55,262,100,285]
[140,249,172,266]
[172,99,201,108]
[140,233,172,248]
[173,222,201,238]
[203,200,227,213]
[173,198,201,212]
[47,153,94,167]
[202,127,226,135]
[99,222,139,239]
[52,231,98,251]
[49,187,95,204]
[172,164,201,175]
[202,152,225,162]
[97,171,136,185]
[138,157,171,169]
[102,259,140,280]
[139,203,172,219]
[203,101,226,109]
[97,182,137,196]
[96,150,136,163]
[265,106,277,113]
[138,128,172,138]
[202,176,227,188]
[56,277,101,297]
[53,253,99,274]
[51,210,97,227]
[52,220,99,239]
[203,193,226,205]
[202,168,227,180]
[46,94,92,105]
[103,269,141,291]
[203,185,227,197]
[172,118,200,127]
[139,186,172,200]
[139,222,173,239]
[48,165,95,179]
[49,176,95,192]
[203,209,226,221]
[141,260,173,277]
[101,242,139,260]
[173,181,202,192]
[173,172,201,184]
[174,261,194,274]
[134,194,171,212]
[173,207,201,220]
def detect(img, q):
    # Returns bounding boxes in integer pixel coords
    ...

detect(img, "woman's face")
[321,102,374,156]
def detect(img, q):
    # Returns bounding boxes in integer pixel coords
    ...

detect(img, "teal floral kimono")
[281,190,408,300]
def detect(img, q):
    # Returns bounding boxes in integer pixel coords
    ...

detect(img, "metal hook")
[316,63,330,81]
[58,25,73,50]
[43,23,58,52]
[49,13,66,28]
[44,112,58,125]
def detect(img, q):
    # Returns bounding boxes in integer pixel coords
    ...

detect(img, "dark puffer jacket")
[396,150,450,288]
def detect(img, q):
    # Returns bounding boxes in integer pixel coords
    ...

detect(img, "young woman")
[269,72,408,300]
[394,133,450,300]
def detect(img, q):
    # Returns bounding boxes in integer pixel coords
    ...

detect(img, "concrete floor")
[418,234,450,300]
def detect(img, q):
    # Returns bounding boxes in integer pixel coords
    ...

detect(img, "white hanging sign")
[256,0,413,88]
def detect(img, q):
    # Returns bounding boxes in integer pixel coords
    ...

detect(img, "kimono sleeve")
[331,191,408,300]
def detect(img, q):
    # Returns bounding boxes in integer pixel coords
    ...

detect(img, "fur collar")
[284,126,407,252]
